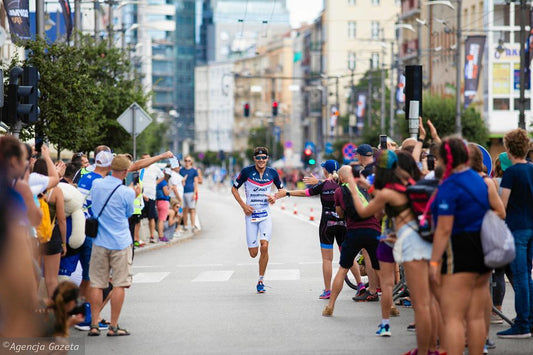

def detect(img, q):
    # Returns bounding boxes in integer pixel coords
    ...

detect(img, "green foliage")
[396,95,489,145]
[246,126,283,160]
[134,121,169,156]
[8,34,150,154]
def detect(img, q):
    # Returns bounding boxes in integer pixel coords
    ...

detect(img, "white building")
[194,61,235,152]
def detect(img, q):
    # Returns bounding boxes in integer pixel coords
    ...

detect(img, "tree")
[396,95,489,144]
[10,34,150,153]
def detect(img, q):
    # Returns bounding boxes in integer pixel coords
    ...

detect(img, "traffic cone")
[281,201,286,210]
[293,204,298,215]
[309,208,315,221]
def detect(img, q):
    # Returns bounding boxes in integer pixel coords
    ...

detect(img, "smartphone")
[427,154,435,171]
[35,137,44,154]
[380,135,387,150]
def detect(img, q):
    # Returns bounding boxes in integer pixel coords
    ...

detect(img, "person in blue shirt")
[179,155,199,232]
[87,155,135,336]
[156,169,171,242]
[429,138,505,355]
[497,128,533,339]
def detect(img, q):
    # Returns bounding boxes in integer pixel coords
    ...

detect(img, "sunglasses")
[255,155,268,160]
[184,159,192,162]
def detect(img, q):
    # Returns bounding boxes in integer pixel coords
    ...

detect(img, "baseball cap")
[499,152,512,172]
[164,167,172,175]
[376,150,398,170]
[321,160,339,174]
[356,144,373,157]
[95,151,114,167]
[110,154,131,171]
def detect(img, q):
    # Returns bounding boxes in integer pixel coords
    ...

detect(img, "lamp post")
[455,0,462,135]
[518,0,527,129]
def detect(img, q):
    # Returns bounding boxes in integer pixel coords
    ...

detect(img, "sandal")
[88,325,100,336]
[107,325,130,336]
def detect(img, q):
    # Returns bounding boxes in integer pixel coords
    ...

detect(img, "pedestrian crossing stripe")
[192,270,234,282]
[133,272,170,283]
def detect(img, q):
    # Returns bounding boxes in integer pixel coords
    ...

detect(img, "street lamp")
[426,0,462,135]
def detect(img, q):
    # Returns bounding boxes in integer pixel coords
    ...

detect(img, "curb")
[133,231,197,255]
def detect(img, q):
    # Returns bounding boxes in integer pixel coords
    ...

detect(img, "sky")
[286,0,324,28]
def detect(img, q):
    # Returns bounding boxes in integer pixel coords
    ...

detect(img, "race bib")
[251,209,269,223]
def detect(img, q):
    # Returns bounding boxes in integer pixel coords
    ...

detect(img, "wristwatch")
[286,191,291,197]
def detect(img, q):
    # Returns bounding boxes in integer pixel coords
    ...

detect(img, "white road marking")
[299,261,322,265]
[192,270,234,282]
[132,265,158,269]
[133,272,170,283]
[176,264,224,268]
[265,269,300,280]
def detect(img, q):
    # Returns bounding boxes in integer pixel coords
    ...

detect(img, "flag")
[464,35,486,108]
[59,0,73,41]
[4,0,30,41]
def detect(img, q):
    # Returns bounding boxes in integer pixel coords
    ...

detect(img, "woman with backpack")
[275,160,364,299]
[429,138,505,355]
[348,150,437,355]
[33,158,67,299]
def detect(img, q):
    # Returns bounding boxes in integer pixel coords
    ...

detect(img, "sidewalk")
[133,229,197,255]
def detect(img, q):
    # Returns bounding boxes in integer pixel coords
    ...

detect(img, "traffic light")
[7,66,40,125]
[244,102,250,117]
[303,147,316,166]
[272,101,278,117]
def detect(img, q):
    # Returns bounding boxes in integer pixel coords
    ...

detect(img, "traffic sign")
[476,143,493,175]
[342,143,357,160]
[325,142,334,154]
[117,102,152,137]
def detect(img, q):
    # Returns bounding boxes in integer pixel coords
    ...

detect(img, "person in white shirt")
[140,154,164,242]
[168,161,184,205]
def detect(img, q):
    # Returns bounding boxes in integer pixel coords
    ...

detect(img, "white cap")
[164,168,172,175]
[95,151,113,167]
[169,157,180,169]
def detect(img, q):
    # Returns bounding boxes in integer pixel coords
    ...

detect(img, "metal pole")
[389,41,395,138]
[36,0,45,38]
[121,23,126,50]
[75,0,81,45]
[56,9,61,41]
[269,78,275,158]
[350,70,355,140]
[455,0,463,135]
[132,105,137,161]
[367,77,372,128]
[95,0,100,42]
[381,44,386,133]
[519,0,527,129]
[108,1,114,48]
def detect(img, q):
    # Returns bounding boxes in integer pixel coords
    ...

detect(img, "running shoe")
[364,292,379,302]
[134,241,140,248]
[497,327,531,339]
[485,338,496,350]
[149,236,156,243]
[376,323,391,337]
[75,321,108,331]
[256,281,266,293]
[483,344,488,354]
[159,237,170,242]
[319,289,331,299]
[407,323,416,332]
[352,288,367,301]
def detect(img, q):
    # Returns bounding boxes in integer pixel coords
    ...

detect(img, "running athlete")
[231,147,285,293]
[276,160,364,300]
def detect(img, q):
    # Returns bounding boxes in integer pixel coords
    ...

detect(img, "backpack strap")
[385,183,407,193]
[46,188,54,203]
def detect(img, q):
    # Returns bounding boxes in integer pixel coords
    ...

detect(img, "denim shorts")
[393,221,432,263]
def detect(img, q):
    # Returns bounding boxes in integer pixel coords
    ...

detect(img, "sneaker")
[353,290,379,302]
[485,338,496,350]
[159,237,170,242]
[352,288,367,301]
[192,226,200,233]
[74,322,91,331]
[319,290,331,299]
[497,327,531,339]
[376,323,391,337]
[134,241,140,248]
[490,313,504,324]
[256,281,266,293]
[98,322,109,330]
[149,237,156,243]
[407,323,416,332]
[483,344,488,354]
[138,240,146,247]
[356,282,366,295]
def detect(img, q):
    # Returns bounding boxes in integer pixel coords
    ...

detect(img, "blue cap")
[356,144,374,157]
[321,160,339,174]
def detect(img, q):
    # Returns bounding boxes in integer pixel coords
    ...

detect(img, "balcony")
[400,0,421,21]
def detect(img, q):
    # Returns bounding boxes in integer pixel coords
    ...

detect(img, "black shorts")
[441,231,491,275]
[339,228,380,270]
[142,199,157,220]
[319,220,346,249]
[42,224,63,255]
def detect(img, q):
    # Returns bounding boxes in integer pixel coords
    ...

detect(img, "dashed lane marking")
[192,270,235,282]
[133,272,170,283]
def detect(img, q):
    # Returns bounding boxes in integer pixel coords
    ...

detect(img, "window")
[372,0,380,5]
[371,21,380,39]
[348,52,356,70]
[348,21,356,39]
[371,52,380,69]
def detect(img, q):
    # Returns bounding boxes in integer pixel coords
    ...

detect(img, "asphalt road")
[72,185,532,355]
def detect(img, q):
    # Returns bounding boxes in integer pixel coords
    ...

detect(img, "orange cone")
[293,204,298,215]
[309,208,315,221]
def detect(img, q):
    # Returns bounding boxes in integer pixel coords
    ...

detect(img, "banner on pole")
[4,0,30,41]
[464,35,486,108]
[59,0,73,41]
